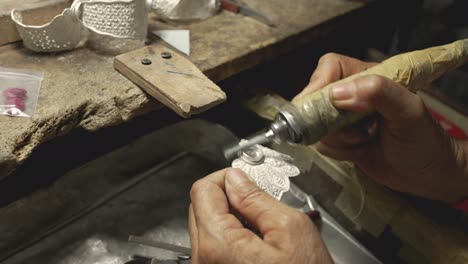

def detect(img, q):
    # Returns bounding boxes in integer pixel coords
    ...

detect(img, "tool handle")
[221,0,240,13]
[291,40,468,145]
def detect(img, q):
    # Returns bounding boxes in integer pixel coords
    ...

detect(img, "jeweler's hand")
[296,53,468,203]
[189,168,333,264]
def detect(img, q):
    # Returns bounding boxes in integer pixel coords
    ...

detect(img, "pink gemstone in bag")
[3,88,27,99]
[5,97,25,111]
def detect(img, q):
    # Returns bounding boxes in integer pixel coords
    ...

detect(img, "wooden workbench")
[0,0,367,178]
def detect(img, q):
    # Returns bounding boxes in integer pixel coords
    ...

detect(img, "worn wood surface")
[115,44,226,117]
[0,0,365,178]
[0,0,72,46]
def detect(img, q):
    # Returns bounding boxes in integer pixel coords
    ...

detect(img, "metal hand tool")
[221,0,276,27]
[125,254,191,264]
[128,235,192,255]
[224,40,468,159]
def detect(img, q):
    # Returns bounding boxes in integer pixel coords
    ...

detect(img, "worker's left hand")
[189,168,333,264]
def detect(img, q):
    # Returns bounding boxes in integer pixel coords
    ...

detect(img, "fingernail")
[226,168,250,189]
[331,83,353,101]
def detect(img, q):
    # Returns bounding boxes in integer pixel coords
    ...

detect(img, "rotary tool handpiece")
[284,39,468,145]
[223,40,468,160]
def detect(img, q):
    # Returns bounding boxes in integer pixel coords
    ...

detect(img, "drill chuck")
[270,104,305,144]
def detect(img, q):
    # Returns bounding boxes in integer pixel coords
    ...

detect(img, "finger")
[188,205,200,264]
[191,170,272,263]
[302,54,344,95]
[200,168,228,187]
[224,168,306,246]
[316,141,369,161]
[190,169,243,235]
[320,116,378,147]
[329,75,425,125]
[297,53,376,98]
[320,125,372,148]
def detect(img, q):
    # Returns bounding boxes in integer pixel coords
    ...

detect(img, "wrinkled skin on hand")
[189,168,333,264]
[296,53,468,203]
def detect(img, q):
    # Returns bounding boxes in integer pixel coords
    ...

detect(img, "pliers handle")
[220,0,242,13]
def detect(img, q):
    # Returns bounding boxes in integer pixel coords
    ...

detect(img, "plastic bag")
[0,68,43,118]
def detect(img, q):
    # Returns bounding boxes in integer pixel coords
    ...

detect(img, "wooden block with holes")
[114,43,227,118]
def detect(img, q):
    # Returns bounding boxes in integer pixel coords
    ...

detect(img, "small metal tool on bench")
[221,0,276,27]
[224,40,468,159]
[127,235,191,264]
[128,235,191,255]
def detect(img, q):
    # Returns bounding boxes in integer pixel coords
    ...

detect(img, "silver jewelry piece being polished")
[11,0,148,53]
[232,141,300,200]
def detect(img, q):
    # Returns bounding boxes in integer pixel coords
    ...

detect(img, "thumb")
[329,75,426,123]
[225,168,299,234]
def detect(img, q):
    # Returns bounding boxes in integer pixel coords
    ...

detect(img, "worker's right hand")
[295,53,468,203]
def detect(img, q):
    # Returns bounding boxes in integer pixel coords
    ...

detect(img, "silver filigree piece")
[74,0,148,39]
[11,0,147,53]
[232,142,300,200]
[11,9,87,52]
